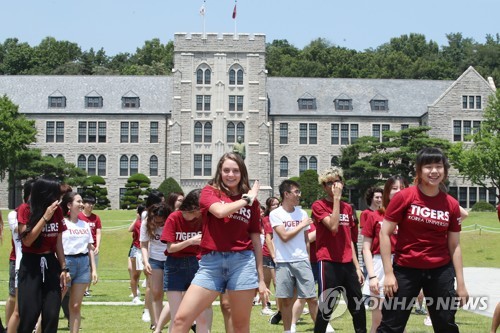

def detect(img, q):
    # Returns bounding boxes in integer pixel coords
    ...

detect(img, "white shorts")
[135,250,144,271]
[362,254,385,298]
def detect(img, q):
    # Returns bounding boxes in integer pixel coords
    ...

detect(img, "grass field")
[1,210,498,332]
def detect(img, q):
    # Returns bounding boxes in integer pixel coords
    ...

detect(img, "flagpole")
[233,0,237,38]
[200,0,206,38]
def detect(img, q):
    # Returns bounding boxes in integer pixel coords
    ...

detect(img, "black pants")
[314,261,367,333]
[377,262,459,333]
[18,252,62,333]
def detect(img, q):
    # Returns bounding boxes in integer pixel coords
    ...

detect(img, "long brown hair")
[380,175,409,213]
[211,152,250,196]
[146,203,170,239]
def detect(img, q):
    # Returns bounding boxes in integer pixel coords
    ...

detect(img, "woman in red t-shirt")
[170,153,265,333]
[17,178,70,333]
[128,205,145,303]
[362,175,408,333]
[378,148,469,333]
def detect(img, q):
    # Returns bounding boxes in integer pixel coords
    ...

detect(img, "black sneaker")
[269,311,282,325]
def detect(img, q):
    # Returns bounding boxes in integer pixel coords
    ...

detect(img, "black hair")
[278,179,300,199]
[364,187,383,206]
[264,197,280,216]
[137,204,146,216]
[146,190,164,208]
[415,147,450,184]
[83,196,96,204]
[166,191,185,212]
[179,189,201,212]
[23,179,35,203]
[60,192,80,216]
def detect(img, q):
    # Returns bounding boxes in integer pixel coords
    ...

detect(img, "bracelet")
[369,275,377,280]
[42,216,49,223]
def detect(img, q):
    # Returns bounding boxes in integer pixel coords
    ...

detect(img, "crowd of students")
[2,147,498,332]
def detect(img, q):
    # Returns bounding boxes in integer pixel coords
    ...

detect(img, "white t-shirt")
[139,219,166,261]
[270,206,310,263]
[8,211,23,270]
[62,218,93,255]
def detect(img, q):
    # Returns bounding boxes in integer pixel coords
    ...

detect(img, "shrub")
[471,201,496,212]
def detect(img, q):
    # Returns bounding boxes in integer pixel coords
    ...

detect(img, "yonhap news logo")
[318,287,348,320]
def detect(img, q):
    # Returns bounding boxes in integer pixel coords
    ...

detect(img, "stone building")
[0,33,497,209]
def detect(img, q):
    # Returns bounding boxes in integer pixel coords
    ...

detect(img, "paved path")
[463,267,500,318]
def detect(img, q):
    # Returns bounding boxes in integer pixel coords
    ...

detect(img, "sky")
[1,0,499,55]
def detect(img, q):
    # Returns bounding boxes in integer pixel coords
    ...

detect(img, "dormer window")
[298,98,316,110]
[48,96,66,108]
[85,91,103,108]
[334,99,352,111]
[370,99,388,111]
[122,97,140,108]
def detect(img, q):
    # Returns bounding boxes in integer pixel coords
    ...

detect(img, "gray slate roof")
[0,76,173,115]
[267,77,454,118]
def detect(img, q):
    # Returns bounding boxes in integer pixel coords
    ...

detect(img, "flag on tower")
[232,2,237,19]
[200,1,206,16]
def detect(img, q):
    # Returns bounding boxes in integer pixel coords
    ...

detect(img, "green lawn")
[1,210,498,332]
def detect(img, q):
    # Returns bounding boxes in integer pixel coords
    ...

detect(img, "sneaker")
[142,279,147,288]
[191,324,197,332]
[252,295,260,306]
[415,308,428,315]
[269,311,282,325]
[424,316,432,326]
[132,296,143,305]
[142,310,151,323]
[150,324,156,331]
[83,291,91,297]
[267,301,271,308]
[261,307,274,316]
[302,307,310,315]
[290,323,296,333]
[326,323,335,332]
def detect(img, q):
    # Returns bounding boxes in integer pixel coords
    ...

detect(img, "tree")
[81,175,111,210]
[158,177,183,198]
[121,173,151,209]
[296,170,323,208]
[340,127,450,205]
[449,89,500,201]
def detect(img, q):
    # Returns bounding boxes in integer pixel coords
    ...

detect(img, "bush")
[158,177,183,197]
[471,201,496,212]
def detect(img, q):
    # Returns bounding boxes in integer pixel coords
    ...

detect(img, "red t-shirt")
[18,204,67,254]
[308,222,317,264]
[161,210,202,258]
[261,216,273,257]
[384,186,461,269]
[361,210,397,255]
[199,185,260,255]
[131,218,141,248]
[360,209,374,229]
[312,198,354,263]
[78,212,102,244]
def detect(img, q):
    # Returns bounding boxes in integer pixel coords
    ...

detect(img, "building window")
[46,122,55,143]
[78,122,86,143]
[98,122,106,142]
[229,96,235,111]
[150,155,158,176]
[298,98,316,110]
[401,124,409,130]
[78,121,105,143]
[197,67,211,85]
[205,69,211,84]
[382,124,390,142]
[122,97,140,108]
[458,187,467,207]
[48,96,66,108]
[78,155,86,170]
[280,157,288,177]
[46,121,64,143]
[331,123,358,145]
[469,187,477,207]
[350,124,358,143]
[150,122,159,143]
[229,69,235,85]
[120,156,128,176]
[299,123,318,144]
[227,122,235,143]
[85,96,103,108]
[341,124,349,145]
[88,155,96,175]
[237,96,244,111]
[197,69,203,84]
[236,122,245,142]
[229,68,244,85]
[488,188,497,206]
[300,124,308,144]
[299,156,308,175]
[196,95,211,111]
[194,122,212,143]
[194,154,212,176]
[88,122,97,143]
[371,99,388,111]
[335,99,352,110]
[372,124,390,142]
[119,188,127,205]
[462,95,482,110]
[130,155,138,175]
[120,122,139,143]
[309,156,317,171]
[331,156,340,166]
[280,123,288,144]
[98,155,106,176]
[229,96,243,111]
[453,120,481,142]
[479,187,487,202]
[331,124,339,145]
[204,122,212,143]
[237,69,243,85]
[194,122,203,142]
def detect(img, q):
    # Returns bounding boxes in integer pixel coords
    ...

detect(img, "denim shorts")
[263,255,276,269]
[149,257,166,270]
[164,256,199,291]
[192,250,258,293]
[129,245,139,258]
[66,254,90,286]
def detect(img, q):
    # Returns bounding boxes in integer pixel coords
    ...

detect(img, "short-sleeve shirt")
[312,198,354,263]
[361,210,397,255]
[270,206,310,263]
[131,218,141,248]
[139,220,166,261]
[161,210,202,258]
[18,204,67,254]
[77,212,102,244]
[62,218,93,255]
[360,209,374,229]
[199,185,261,255]
[261,216,273,257]
[384,186,461,269]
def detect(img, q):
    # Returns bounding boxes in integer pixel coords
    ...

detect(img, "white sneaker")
[326,323,335,332]
[424,316,432,326]
[132,296,143,305]
[290,323,296,333]
[142,309,151,322]
[302,307,310,315]
[260,307,274,315]
[252,295,260,306]
[141,279,147,288]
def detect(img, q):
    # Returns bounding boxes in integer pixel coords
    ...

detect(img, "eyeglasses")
[289,190,301,195]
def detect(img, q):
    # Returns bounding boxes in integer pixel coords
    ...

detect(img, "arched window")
[56,154,64,159]
[204,122,212,143]
[150,155,158,176]
[309,156,317,171]
[120,155,128,176]
[194,122,203,142]
[98,155,106,176]
[227,122,235,142]
[229,69,236,85]
[236,122,245,142]
[331,156,340,166]
[78,155,86,170]
[47,154,54,158]
[130,155,139,175]
[88,155,96,175]
[204,69,211,84]
[196,69,203,84]
[299,156,308,175]
[237,69,243,85]
[280,156,288,177]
